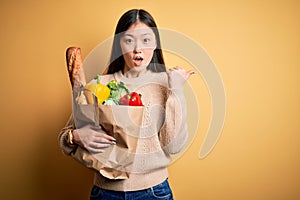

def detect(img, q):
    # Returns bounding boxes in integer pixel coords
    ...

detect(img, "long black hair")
[106,9,166,74]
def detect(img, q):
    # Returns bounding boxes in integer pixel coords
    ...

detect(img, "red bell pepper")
[119,92,143,106]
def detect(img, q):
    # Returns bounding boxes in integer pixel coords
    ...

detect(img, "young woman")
[59,9,195,200]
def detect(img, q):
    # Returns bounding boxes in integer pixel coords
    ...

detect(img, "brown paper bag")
[72,97,145,179]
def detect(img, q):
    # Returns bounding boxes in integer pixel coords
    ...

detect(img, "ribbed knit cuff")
[59,131,78,155]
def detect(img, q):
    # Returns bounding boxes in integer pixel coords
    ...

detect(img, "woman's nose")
[133,41,142,53]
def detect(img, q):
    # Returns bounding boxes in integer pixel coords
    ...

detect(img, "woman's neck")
[123,65,148,78]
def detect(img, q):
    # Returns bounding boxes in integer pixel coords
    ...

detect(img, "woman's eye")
[143,38,150,43]
[125,39,134,44]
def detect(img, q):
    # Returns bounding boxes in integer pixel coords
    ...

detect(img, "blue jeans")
[90,179,174,200]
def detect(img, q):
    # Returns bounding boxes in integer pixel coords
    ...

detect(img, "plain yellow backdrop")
[0,0,299,199]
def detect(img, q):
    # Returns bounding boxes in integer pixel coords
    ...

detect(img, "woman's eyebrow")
[123,33,134,37]
[123,32,153,37]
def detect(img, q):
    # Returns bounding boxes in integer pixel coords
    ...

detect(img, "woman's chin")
[132,65,147,71]
[124,63,149,74]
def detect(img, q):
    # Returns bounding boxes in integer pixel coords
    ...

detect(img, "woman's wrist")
[66,129,80,146]
[71,129,81,146]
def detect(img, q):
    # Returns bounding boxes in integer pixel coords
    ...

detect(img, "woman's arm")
[159,67,195,154]
[58,115,78,155]
[58,115,116,156]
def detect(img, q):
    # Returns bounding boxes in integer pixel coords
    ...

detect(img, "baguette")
[66,47,86,88]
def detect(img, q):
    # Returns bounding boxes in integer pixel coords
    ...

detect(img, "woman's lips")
[133,56,144,66]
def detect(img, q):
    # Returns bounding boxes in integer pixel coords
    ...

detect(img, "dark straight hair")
[106,9,166,74]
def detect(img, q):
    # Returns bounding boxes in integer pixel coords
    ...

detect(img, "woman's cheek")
[124,53,136,68]
[144,50,154,64]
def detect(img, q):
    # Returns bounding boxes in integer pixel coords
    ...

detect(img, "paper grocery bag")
[72,96,144,179]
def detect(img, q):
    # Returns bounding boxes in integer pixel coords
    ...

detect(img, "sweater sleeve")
[159,88,188,154]
[58,115,78,156]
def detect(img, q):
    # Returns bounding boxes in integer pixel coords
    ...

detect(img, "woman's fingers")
[87,147,106,154]
[87,138,116,154]
[171,66,196,79]
[101,132,116,142]
[83,137,115,154]
[186,69,197,79]
[76,125,117,153]
[93,133,116,144]
[90,142,113,149]
[90,126,116,142]
[168,66,196,89]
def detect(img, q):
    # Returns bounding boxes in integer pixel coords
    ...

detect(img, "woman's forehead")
[124,22,155,36]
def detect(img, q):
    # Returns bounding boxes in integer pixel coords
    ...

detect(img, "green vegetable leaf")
[103,98,118,105]
[106,80,118,90]
[106,80,130,102]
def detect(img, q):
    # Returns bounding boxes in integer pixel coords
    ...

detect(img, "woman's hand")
[167,66,196,89]
[72,125,116,153]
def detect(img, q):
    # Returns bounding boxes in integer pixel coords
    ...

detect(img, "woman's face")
[120,22,157,73]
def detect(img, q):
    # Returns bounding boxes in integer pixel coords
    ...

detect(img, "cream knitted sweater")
[58,70,188,191]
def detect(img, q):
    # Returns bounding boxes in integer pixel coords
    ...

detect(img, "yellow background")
[0,0,299,199]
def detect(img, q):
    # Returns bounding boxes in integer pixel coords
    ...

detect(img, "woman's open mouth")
[133,56,144,66]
